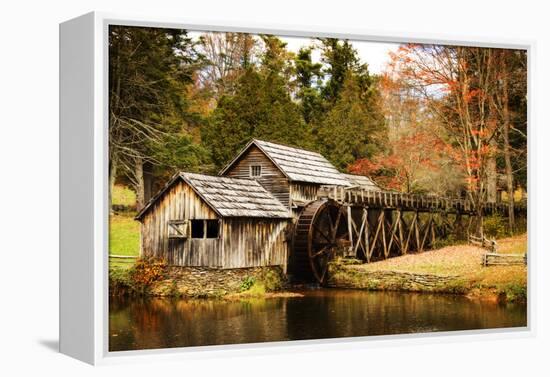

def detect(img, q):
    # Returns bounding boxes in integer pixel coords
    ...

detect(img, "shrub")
[260,269,284,291]
[240,276,255,292]
[501,283,527,302]
[244,282,266,296]
[483,214,507,238]
[432,234,459,249]
[109,267,132,296]
[129,257,167,292]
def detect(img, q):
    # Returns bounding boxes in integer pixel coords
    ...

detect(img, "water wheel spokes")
[292,200,349,284]
[308,202,348,284]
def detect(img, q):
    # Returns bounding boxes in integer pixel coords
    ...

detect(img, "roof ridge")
[136,171,291,220]
[181,172,257,182]
[253,138,323,156]
[219,138,352,186]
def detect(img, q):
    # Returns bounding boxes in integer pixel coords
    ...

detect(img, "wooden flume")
[291,187,526,284]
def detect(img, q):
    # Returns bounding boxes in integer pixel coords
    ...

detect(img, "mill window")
[206,220,220,238]
[191,220,205,238]
[250,165,262,177]
[190,219,220,239]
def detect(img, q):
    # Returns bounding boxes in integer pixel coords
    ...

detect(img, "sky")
[188,31,400,75]
[280,36,400,75]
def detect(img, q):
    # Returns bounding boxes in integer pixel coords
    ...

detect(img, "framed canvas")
[59,12,534,365]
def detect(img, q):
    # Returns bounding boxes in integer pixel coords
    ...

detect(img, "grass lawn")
[109,213,140,269]
[109,184,139,269]
[112,184,137,207]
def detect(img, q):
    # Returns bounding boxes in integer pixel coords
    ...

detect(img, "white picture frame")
[59,11,535,365]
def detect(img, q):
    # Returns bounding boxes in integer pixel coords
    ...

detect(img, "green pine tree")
[295,47,324,124]
[317,73,386,170]
[203,36,310,168]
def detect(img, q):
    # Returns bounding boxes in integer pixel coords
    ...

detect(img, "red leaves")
[464,88,481,103]
[380,44,508,200]
[348,130,449,192]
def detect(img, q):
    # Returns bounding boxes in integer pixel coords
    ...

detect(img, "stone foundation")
[326,263,464,293]
[149,265,287,298]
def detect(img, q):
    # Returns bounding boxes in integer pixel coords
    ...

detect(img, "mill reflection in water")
[109,289,527,351]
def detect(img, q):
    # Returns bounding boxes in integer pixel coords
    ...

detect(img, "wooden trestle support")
[291,187,526,284]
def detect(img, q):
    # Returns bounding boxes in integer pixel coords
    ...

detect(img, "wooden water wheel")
[292,200,349,284]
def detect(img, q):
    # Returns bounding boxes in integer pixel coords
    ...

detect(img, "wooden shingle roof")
[183,173,290,218]
[342,174,381,191]
[221,139,352,186]
[135,172,291,220]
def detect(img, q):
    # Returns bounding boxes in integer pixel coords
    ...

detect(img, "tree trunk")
[143,161,154,203]
[500,53,516,234]
[134,157,145,210]
[475,196,484,237]
[502,106,515,234]
[109,153,118,213]
[486,139,497,203]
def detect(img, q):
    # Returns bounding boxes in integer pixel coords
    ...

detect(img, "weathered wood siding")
[140,180,223,267]
[222,219,289,270]
[224,145,290,208]
[140,178,290,269]
[290,182,320,204]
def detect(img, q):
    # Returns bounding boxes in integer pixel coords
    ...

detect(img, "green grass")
[226,281,267,299]
[109,185,138,269]
[109,214,140,256]
[112,185,137,207]
[109,213,140,269]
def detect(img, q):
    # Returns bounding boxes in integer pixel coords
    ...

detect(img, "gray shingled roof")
[342,174,381,191]
[222,139,352,186]
[135,172,291,220]
[183,173,290,218]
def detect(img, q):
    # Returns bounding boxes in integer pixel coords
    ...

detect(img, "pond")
[109,289,527,352]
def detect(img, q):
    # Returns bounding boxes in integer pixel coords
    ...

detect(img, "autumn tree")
[349,101,463,194]
[386,44,519,234]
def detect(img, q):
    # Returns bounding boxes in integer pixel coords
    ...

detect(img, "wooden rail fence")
[481,253,527,266]
[468,235,527,267]
[109,255,138,264]
[469,235,497,252]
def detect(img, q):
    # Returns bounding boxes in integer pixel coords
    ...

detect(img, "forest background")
[109,26,527,233]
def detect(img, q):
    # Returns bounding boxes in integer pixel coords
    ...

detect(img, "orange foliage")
[382,43,503,200]
[130,258,167,288]
[349,130,449,192]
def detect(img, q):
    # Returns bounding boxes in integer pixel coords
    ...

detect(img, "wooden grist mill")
[136,138,525,286]
[290,186,525,284]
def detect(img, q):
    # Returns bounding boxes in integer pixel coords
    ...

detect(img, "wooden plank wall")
[222,219,289,270]
[140,179,290,269]
[290,182,319,204]
[224,145,290,208]
[140,180,223,267]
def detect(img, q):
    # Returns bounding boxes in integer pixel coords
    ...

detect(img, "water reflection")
[109,289,527,351]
